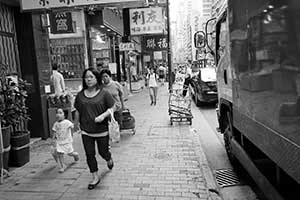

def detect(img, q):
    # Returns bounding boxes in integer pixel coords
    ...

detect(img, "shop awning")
[20,0,148,12]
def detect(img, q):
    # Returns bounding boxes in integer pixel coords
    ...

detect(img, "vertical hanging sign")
[50,12,74,34]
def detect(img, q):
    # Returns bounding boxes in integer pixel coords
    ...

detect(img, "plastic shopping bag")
[108,109,120,143]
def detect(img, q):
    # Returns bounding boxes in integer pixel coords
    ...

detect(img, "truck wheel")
[223,112,238,164]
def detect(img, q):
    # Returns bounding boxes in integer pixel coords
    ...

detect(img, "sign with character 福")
[142,35,168,51]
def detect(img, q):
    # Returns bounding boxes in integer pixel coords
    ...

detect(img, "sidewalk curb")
[191,128,223,200]
[29,138,42,146]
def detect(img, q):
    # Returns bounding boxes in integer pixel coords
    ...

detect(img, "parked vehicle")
[189,67,218,106]
[196,0,300,199]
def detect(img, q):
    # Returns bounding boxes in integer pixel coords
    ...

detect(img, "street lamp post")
[166,0,172,91]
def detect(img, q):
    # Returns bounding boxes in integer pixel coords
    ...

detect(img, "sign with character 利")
[129,7,164,35]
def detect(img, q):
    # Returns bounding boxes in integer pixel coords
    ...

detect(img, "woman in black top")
[74,67,115,190]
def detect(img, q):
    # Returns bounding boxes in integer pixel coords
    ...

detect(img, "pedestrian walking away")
[100,69,125,127]
[51,108,79,173]
[51,63,65,96]
[147,68,159,105]
[74,67,115,190]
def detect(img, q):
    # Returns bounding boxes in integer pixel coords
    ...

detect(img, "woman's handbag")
[108,109,120,143]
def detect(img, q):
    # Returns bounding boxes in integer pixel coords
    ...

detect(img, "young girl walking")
[52,108,79,173]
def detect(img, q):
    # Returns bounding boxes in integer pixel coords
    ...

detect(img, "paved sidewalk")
[0,85,222,200]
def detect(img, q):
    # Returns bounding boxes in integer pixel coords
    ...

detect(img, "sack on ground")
[108,109,120,143]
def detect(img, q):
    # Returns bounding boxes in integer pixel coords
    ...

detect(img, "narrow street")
[0,85,222,200]
[0,1,299,200]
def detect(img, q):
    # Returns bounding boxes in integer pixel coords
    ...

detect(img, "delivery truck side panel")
[217,0,300,198]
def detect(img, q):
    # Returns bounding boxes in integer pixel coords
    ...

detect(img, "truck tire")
[223,111,238,165]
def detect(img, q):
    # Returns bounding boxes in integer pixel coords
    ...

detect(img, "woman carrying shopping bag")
[74,68,115,190]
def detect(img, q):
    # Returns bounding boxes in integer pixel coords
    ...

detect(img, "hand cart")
[120,109,136,134]
[168,88,193,125]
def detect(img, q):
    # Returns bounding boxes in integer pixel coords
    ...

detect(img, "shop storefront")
[49,10,88,93]
[88,8,123,77]
[0,1,52,139]
[15,0,148,139]
[142,34,169,70]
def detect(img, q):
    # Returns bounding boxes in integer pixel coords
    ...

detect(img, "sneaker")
[107,159,114,170]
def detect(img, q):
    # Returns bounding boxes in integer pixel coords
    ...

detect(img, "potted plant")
[4,74,31,167]
[0,64,13,172]
[0,64,30,168]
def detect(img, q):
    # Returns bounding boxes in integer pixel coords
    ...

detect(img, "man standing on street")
[51,63,65,95]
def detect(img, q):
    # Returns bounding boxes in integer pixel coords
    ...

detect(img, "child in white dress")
[51,108,79,173]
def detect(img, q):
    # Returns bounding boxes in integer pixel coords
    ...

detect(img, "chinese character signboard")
[20,0,148,11]
[119,42,135,51]
[142,35,168,51]
[130,7,164,35]
[50,12,74,34]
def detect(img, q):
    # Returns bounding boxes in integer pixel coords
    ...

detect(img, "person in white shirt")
[51,64,65,95]
[147,68,159,105]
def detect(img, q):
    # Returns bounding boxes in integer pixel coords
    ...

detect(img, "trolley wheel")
[132,129,136,135]
[170,120,173,125]
[189,119,192,125]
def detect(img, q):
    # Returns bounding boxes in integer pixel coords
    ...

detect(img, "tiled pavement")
[0,84,222,200]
